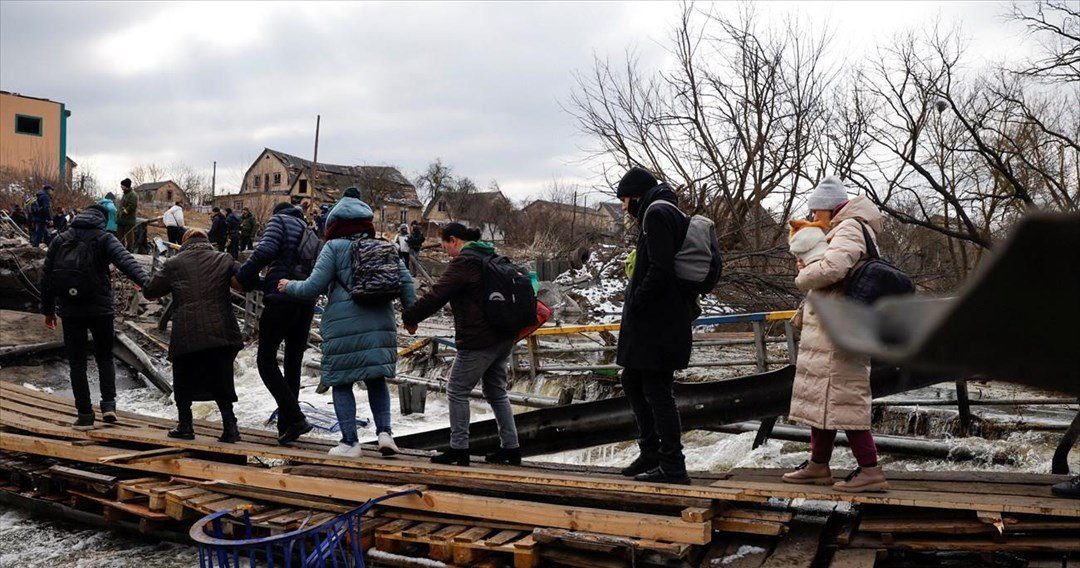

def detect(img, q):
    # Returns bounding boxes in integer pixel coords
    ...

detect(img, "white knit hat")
[807,176,849,211]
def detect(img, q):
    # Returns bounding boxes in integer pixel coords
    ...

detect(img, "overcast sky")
[0,1,1030,202]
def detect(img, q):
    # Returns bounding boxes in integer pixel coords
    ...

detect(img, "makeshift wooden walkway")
[1,381,1078,566]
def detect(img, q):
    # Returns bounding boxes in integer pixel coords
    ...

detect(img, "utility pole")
[311,115,321,200]
[570,189,578,242]
[211,161,217,199]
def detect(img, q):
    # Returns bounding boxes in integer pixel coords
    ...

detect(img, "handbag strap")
[854,220,880,260]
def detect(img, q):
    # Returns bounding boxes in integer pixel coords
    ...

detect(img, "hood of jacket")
[635,182,678,224]
[70,206,108,230]
[327,196,373,223]
[36,189,51,201]
[179,235,215,252]
[97,197,116,209]
[462,241,495,255]
[831,194,884,234]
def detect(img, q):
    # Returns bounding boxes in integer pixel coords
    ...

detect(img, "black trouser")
[166,226,184,244]
[256,301,314,432]
[61,314,116,418]
[226,235,240,259]
[398,251,412,273]
[621,367,686,475]
[240,236,254,251]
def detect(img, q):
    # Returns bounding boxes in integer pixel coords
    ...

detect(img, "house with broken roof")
[134,180,189,207]
[423,188,514,243]
[215,147,423,231]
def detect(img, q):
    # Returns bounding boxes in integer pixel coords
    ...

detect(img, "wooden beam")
[0,432,711,544]
[99,447,189,464]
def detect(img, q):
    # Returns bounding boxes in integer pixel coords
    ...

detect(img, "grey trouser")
[447,338,519,450]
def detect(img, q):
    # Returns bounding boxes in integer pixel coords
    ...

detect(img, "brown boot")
[833,466,889,493]
[782,460,833,485]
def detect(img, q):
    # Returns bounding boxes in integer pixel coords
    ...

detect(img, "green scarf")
[462,241,496,254]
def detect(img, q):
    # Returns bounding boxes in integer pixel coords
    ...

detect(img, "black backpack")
[479,253,537,332]
[52,232,104,302]
[291,224,323,280]
[845,221,915,304]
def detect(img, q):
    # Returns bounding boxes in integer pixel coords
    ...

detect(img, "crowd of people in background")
[21,166,915,494]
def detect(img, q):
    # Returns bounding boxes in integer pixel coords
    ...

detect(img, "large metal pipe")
[710,421,1012,464]
[395,364,954,456]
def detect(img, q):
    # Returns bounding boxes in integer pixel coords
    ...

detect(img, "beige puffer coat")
[788,195,884,430]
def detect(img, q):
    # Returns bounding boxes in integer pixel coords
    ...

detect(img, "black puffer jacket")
[616,183,698,371]
[40,205,149,318]
[143,236,244,360]
[402,246,514,350]
[235,204,312,304]
[207,213,226,243]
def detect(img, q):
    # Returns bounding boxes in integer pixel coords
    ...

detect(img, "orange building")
[0,90,71,186]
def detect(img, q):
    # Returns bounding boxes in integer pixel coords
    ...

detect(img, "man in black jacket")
[40,205,150,430]
[235,201,315,444]
[207,207,227,251]
[224,208,241,259]
[615,167,696,484]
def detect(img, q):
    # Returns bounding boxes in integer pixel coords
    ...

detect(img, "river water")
[2,342,1077,567]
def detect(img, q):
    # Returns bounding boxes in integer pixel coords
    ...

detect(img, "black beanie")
[272,201,293,214]
[120,178,132,188]
[343,186,361,199]
[616,167,658,199]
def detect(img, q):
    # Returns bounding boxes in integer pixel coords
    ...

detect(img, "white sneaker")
[378,432,400,456]
[328,442,363,458]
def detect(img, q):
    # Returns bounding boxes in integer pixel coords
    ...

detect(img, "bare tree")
[1010,0,1080,84]
[414,159,455,205]
[567,3,840,307]
[127,163,168,187]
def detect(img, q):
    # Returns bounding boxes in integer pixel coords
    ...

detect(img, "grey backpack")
[643,200,723,295]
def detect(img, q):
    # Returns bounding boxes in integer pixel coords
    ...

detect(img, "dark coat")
[52,213,68,232]
[240,214,257,238]
[207,213,226,242]
[118,188,138,226]
[40,206,149,318]
[616,183,697,371]
[402,244,513,350]
[33,190,53,222]
[10,207,27,228]
[143,236,244,360]
[235,204,312,304]
[225,212,241,236]
[408,226,424,252]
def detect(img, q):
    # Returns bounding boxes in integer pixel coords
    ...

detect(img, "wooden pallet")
[373,519,539,567]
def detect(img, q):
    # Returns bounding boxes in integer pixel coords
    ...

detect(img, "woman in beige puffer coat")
[782,177,889,493]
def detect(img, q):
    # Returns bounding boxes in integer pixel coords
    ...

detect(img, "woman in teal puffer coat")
[278,189,416,458]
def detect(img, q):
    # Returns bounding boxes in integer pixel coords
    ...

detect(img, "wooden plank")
[46,465,117,485]
[484,530,524,547]
[99,447,188,464]
[829,549,878,568]
[401,521,442,539]
[846,533,1080,552]
[682,506,716,523]
[0,432,714,544]
[376,519,415,535]
[714,517,788,536]
[68,489,172,522]
[430,524,470,541]
[453,526,494,544]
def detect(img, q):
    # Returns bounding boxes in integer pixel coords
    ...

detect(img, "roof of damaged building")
[259,147,421,206]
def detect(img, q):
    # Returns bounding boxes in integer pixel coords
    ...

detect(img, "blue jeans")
[331,379,392,445]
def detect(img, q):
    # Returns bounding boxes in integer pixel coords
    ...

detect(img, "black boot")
[72,414,95,431]
[1051,475,1080,499]
[634,466,691,485]
[169,403,195,440]
[430,448,470,466]
[485,447,521,466]
[620,454,659,477]
[278,419,314,445]
[100,400,117,423]
[218,403,240,444]
[168,423,195,440]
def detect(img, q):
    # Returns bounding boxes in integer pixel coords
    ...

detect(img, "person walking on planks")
[39,204,149,431]
[162,201,186,245]
[402,223,523,467]
[278,188,416,458]
[782,176,888,493]
[143,228,245,442]
[235,201,321,445]
[613,167,697,485]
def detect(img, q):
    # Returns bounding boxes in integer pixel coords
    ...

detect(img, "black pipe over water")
[394,364,951,456]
